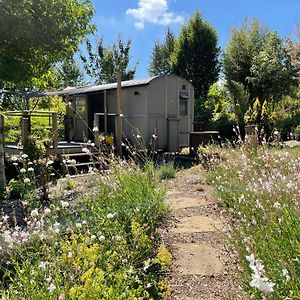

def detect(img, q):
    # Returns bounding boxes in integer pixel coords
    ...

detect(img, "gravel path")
[161,165,243,300]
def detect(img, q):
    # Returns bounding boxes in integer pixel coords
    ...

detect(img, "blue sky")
[89,0,300,79]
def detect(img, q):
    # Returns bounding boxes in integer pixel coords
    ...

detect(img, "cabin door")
[74,96,88,141]
[168,118,179,152]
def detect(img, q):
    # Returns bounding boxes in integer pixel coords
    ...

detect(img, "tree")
[81,36,136,84]
[223,19,299,126]
[55,56,84,89]
[171,11,220,99]
[0,0,95,89]
[149,29,176,76]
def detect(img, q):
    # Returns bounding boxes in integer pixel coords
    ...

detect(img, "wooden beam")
[21,111,30,145]
[52,112,58,151]
[116,73,123,156]
[104,90,108,134]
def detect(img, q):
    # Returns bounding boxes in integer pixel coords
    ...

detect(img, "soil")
[160,165,243,300]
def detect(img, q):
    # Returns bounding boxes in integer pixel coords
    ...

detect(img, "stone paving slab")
[172,215,222,233]
[173,243,225,276]
[166,194,216,210]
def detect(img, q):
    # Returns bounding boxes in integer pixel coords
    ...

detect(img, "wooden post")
[116,73,123,156]
[0,114,6,186]
[104,90,108,134]
[22,111,30,145]
[94,113,100,147]
[52,112,58,151]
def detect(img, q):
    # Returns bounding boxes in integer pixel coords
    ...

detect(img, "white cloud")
[126,0,183,30]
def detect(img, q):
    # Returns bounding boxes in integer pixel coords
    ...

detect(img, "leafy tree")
[81,36,136,84]
[223,19,299,126]
[55,56,84,89]
[0,0,95,89]
[171,11,220,99]
[149,29,176,76]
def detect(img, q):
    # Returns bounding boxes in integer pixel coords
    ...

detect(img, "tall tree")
[223,19,299,125]
[149,29,176,76]
[171,11,220,99]
[55,56,84,89]
[81,36,136,84]
[0,0,95,89]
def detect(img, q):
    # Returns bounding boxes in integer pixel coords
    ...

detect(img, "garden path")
[162,165,241,300]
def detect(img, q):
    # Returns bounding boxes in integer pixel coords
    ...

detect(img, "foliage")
[223,19,299,125]
[157,163,176,180]
[23,136,45,161]
[81,36,136,84]
[0,0,95,88]
[0,161,170,299]
[207,147,300,299]
[54,56,84,89]
[149,28,176,76]
[171,11,220,99]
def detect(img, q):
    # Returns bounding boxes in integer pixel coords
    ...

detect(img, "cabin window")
[182,84,186,90]
[179,99,188,116]
[75,97,87,116]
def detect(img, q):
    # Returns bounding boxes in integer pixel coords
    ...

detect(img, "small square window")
[179,100,188,116]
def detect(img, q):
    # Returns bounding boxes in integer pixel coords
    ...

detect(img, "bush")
[157,163,176,180]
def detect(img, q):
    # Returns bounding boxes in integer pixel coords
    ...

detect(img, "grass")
[0,161,170,299]
[206,146,300,299]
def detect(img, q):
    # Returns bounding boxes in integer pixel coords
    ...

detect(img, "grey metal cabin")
[48,74,194,152]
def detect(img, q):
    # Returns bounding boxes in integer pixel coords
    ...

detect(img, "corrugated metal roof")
[45,76,158,96]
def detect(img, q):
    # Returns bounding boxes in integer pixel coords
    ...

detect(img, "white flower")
[46,160,54,166]
[75,223,82,228]
[13,162,18,166]
[47,283,56,293]
[90,235,96,241]
[28,167,34,172]
[38,261,47,270]
[92,126,99,132]
[68,251,73,258]
[24,178,30,183]
[61,201,69,208]
[11,156,19,161]
[20,168,26,173]
[30,209,39,218]
[107,213,115,219]
[282,268,291,281]
[250,273,275,293]
[44,208,51,215]
[273,202,281,208]
[136,134,141,139]
[99,235,105,242]
[21,154,28,159]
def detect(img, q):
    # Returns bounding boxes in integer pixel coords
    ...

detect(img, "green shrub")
[157,163,176,180]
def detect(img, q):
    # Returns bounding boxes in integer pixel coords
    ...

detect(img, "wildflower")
[11,156,19,161]
[92,126,99,132]
[59,293,65,300]
[30,209,39,218]
[46,160,54,166]
[99,235,105,242]
[68,251,73,258]
[246,253,275,293]
[136,134,141,139]
[44,208,51,215]
[47,283,56,293]
[90,235,96,241]
[143,259,151,271]
[46,276,52,283]
[38,261,47,270]
[20,168,26,173]
[13,162,18,166]
[107,213,114,219]
[2,215,9,222]
[273,202,281,209]
[61,201,69,208]
[28,167,34,172]
[282,268,291,281]
[75,223,82,228]
[24,178,30,183]
[21,154,28,159]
